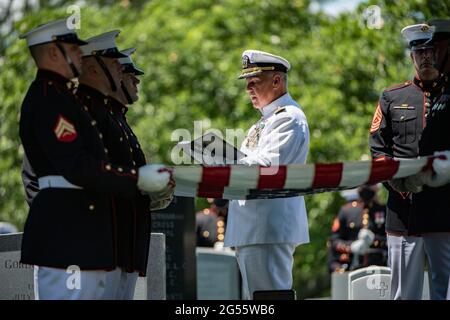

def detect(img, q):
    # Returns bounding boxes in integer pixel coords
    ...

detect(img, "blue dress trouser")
[422,233,450,300]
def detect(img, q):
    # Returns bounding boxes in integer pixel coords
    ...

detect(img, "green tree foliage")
[1,0,449,298]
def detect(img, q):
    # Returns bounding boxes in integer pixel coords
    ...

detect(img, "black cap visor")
[122,63,145,75]
[91,47,127,58]
[53,33,88,45]
[410,38,434,51]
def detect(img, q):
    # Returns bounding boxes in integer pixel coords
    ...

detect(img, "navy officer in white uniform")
[224,50,310,300]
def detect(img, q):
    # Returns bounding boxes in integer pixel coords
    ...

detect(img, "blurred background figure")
[0,221,18,235]
[196,198,229,248]
[327,185,387,273]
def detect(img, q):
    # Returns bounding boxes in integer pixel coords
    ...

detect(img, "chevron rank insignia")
[370,104,383,134]
[54,115,77,142]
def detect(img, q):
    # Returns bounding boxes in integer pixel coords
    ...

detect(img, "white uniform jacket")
[224,93,310,247]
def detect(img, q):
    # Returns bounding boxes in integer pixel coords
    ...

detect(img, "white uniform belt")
[38,176,83,190]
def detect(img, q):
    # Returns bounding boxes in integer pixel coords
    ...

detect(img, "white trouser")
[447,277,450,300]
[235,243,296,300]
[422,233,450,300]
[387,234,426,300]
[34,266,138,300]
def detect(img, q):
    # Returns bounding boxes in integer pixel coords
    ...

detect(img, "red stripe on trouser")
[197,166,231,198]
[257,166,287,189]
[312,163,343,188]
[366,159,399,184]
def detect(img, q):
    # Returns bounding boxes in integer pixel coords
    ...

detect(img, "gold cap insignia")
[242,55,250,69]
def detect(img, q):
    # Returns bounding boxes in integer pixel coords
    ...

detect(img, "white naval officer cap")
[80,30,127,58]
[19,18,87,47]
[118,48,145,75]
[401,23,435,51]
[340,188,359,202]
[238,49,290,79]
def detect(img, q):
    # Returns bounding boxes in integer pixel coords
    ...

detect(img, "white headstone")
[0,233,33,300]
[133,233,166,300]
[331,271,349,300]
[196,247,241,300]
[332,267,431,300]
[348,266,391,300]
[0,251,34,299]
[147,232,166,300]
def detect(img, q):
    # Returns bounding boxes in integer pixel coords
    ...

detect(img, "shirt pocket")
[391,108,418,144]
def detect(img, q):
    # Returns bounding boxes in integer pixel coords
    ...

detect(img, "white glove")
[351,239,370,255]
[137,164,171,193]
[358,228,375,245]
[430,151,450,186]
[351,229,375,255]
[419,150,450,188]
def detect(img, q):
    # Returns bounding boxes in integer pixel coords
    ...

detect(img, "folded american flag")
[173,157,433,200]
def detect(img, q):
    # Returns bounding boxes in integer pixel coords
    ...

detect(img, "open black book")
[177,132,246,165]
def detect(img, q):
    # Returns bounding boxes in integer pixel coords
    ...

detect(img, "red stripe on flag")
[366,159,399,184]
[312,163,343,188]
[373,155,388,162]
[257,166,287,189]
[197,166,231,198]
[425,156,435,172]
[197,189,225,198]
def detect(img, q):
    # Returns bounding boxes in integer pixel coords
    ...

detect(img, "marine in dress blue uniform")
[18,19,171,299]
[369,24,444,300]
[77,31,149,298]
[407,20,450,300]
[328,185,387,273]
[116,47,173,211]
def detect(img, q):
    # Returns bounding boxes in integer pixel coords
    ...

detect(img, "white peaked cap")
[80,30,126,58]
[19,18,86,47]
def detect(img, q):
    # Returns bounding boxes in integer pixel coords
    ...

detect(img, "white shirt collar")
[259,92,293,118]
